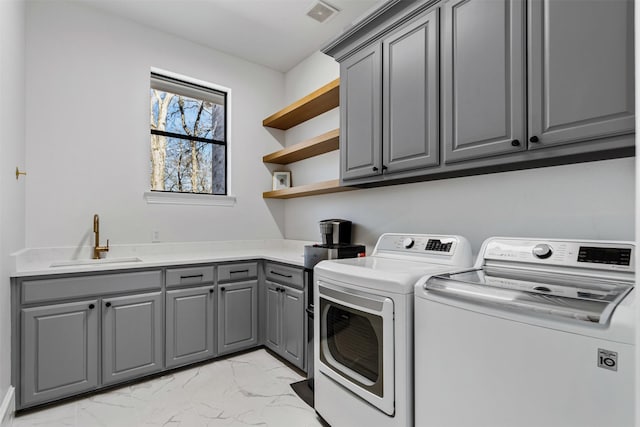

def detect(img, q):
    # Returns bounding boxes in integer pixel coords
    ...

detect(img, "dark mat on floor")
[290,379,314,408]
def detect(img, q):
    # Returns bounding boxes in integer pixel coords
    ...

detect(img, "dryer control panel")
[373,234,473,267]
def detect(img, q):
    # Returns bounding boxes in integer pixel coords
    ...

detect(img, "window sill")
[144,191,236,206]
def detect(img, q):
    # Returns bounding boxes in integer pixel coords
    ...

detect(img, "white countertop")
[10,239,314,277]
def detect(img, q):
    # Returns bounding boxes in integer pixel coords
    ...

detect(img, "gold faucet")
[93,214,110,259]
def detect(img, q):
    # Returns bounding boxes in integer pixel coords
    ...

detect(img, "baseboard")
[0,386,14,427]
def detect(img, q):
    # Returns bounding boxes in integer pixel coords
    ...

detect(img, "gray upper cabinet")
[527,0,635,149]
[102,292,163,386]
[383,8,440,173]
[166,285,215,368]
[21,300,99,407]
[443,0,526,163]
[217,280,258,355]
[325,0,634,186]
[340,43,383,181]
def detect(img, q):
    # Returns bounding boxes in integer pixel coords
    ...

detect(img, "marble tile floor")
[13,349,326,427]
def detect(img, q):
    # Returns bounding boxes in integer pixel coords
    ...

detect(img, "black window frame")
[150,72,228,196]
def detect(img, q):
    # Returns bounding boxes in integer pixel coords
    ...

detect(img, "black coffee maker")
[319,219,352,246]
[303,219,366,269]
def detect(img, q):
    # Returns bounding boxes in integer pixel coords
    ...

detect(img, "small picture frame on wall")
[272,171,291,190]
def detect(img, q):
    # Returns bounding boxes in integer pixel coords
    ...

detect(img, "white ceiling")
[78,0,383,72]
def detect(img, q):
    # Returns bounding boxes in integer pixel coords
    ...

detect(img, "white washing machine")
[314,233,472,427]
[415,237,635,427]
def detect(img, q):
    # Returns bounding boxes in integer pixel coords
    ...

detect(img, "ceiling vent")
[306,1,340,23]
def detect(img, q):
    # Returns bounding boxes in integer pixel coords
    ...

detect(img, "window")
[150,72,227,195]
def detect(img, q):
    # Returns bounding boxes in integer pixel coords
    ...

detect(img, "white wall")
[0,0,26,412]
[283,53,636,253]
[25,1,287,248]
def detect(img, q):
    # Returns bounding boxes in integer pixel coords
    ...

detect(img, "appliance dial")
[532,243,553,259]
[403,238,415,249]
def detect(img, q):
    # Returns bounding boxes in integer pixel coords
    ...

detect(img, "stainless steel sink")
[50,257,143,268]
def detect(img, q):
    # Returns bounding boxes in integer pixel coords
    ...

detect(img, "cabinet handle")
[180,274,204,280]
[230,269,249,274]
[382,165,388,171]
[511,140,520,146]
[89,304,95,310]
[105,302,111,308]
[220,287,226,292]
[529,135,539,143]
[270,270,293,279]
[372,166,379,172]
[209,288,214,293]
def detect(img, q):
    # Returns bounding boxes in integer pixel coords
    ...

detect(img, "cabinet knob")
[88,304,95,310]
[220,287,225,292]
[511,140,520,146]
[382,165,388,171]
[372,166,379,172]
[209,288,214,293]
[529,135,539,143]
[105,302,111,308]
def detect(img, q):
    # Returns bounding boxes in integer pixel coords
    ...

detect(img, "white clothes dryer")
[414,237,635,427]
[314,233,472,427]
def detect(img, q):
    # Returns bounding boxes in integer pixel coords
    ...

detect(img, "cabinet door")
[218,280,258,354]
[383,9,440,174]
[443,0,526,163]
[21,300,99,407]
[281,286,304,369]
[102,292,163,385]
[264,282,282,352]
[166,286,215,368]
[528,0,634,148]
[340,43,383,181]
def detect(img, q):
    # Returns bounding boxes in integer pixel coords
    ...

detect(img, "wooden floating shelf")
[263,179,354,199]
[263,78,340,130]
[262,129,340,164]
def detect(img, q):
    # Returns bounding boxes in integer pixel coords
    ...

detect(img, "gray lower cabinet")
[13,260,308,410]
[527,0,634,149]
[102,292,163,386]
[217,280,258,354]
[442,0,526,163]
[166,285,215,368]
[264,281,304,369]
[21,300,99,407]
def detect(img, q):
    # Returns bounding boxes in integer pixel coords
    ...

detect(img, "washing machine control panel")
[484,239,634,271]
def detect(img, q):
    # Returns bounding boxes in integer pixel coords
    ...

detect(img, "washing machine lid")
[425,267,634,325]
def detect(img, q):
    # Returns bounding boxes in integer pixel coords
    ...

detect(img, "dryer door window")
[325,302,382,385]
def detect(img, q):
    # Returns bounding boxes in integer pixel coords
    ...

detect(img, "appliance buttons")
[403,238,415,249]
[532,244,553,259]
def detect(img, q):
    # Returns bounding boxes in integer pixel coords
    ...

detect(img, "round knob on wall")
[403,238,415,249]
[532,243,553,259]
